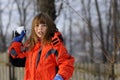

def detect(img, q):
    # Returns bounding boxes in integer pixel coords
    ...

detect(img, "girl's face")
[34,23,47,39]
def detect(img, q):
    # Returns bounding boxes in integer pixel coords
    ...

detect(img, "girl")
[8,12,74,80]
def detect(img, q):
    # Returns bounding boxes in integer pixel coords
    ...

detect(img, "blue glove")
[54,74,63,80]
[13,30,26,42]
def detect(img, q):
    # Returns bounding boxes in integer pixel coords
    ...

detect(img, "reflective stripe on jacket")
[8,32,74,80]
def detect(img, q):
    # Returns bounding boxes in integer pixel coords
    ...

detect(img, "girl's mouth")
[38,31,43,34]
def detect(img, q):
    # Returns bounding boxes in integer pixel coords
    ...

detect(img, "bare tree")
[105,0,112,60]
[0,2,5,52]
[0,0,13,52]
[94,0,107,63]
[87,0,94,63]
[81,0,94,62]
[109,0,120,80]
[14,0,32,27]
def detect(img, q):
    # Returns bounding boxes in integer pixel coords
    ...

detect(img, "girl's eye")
[41,24,46,27]
[39,24,47,27]
[35,24,47,27]
[35,24,39,27]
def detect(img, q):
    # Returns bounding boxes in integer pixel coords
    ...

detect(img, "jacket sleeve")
[56,43,75,80]
[8,42,26,67]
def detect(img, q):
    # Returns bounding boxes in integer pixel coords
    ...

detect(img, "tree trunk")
[87,0,94,63]
[95,0,107,63]
[109,0,119,80]
[36,0,56,21]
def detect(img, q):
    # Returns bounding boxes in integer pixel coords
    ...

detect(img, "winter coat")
[8,32,74,80]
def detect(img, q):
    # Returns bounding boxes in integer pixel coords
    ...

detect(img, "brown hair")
[26,12,58,50]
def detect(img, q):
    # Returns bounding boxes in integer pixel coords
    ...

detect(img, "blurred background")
[0,0,120,80]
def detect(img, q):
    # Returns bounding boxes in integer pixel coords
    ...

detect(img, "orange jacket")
[8,32,74,80]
